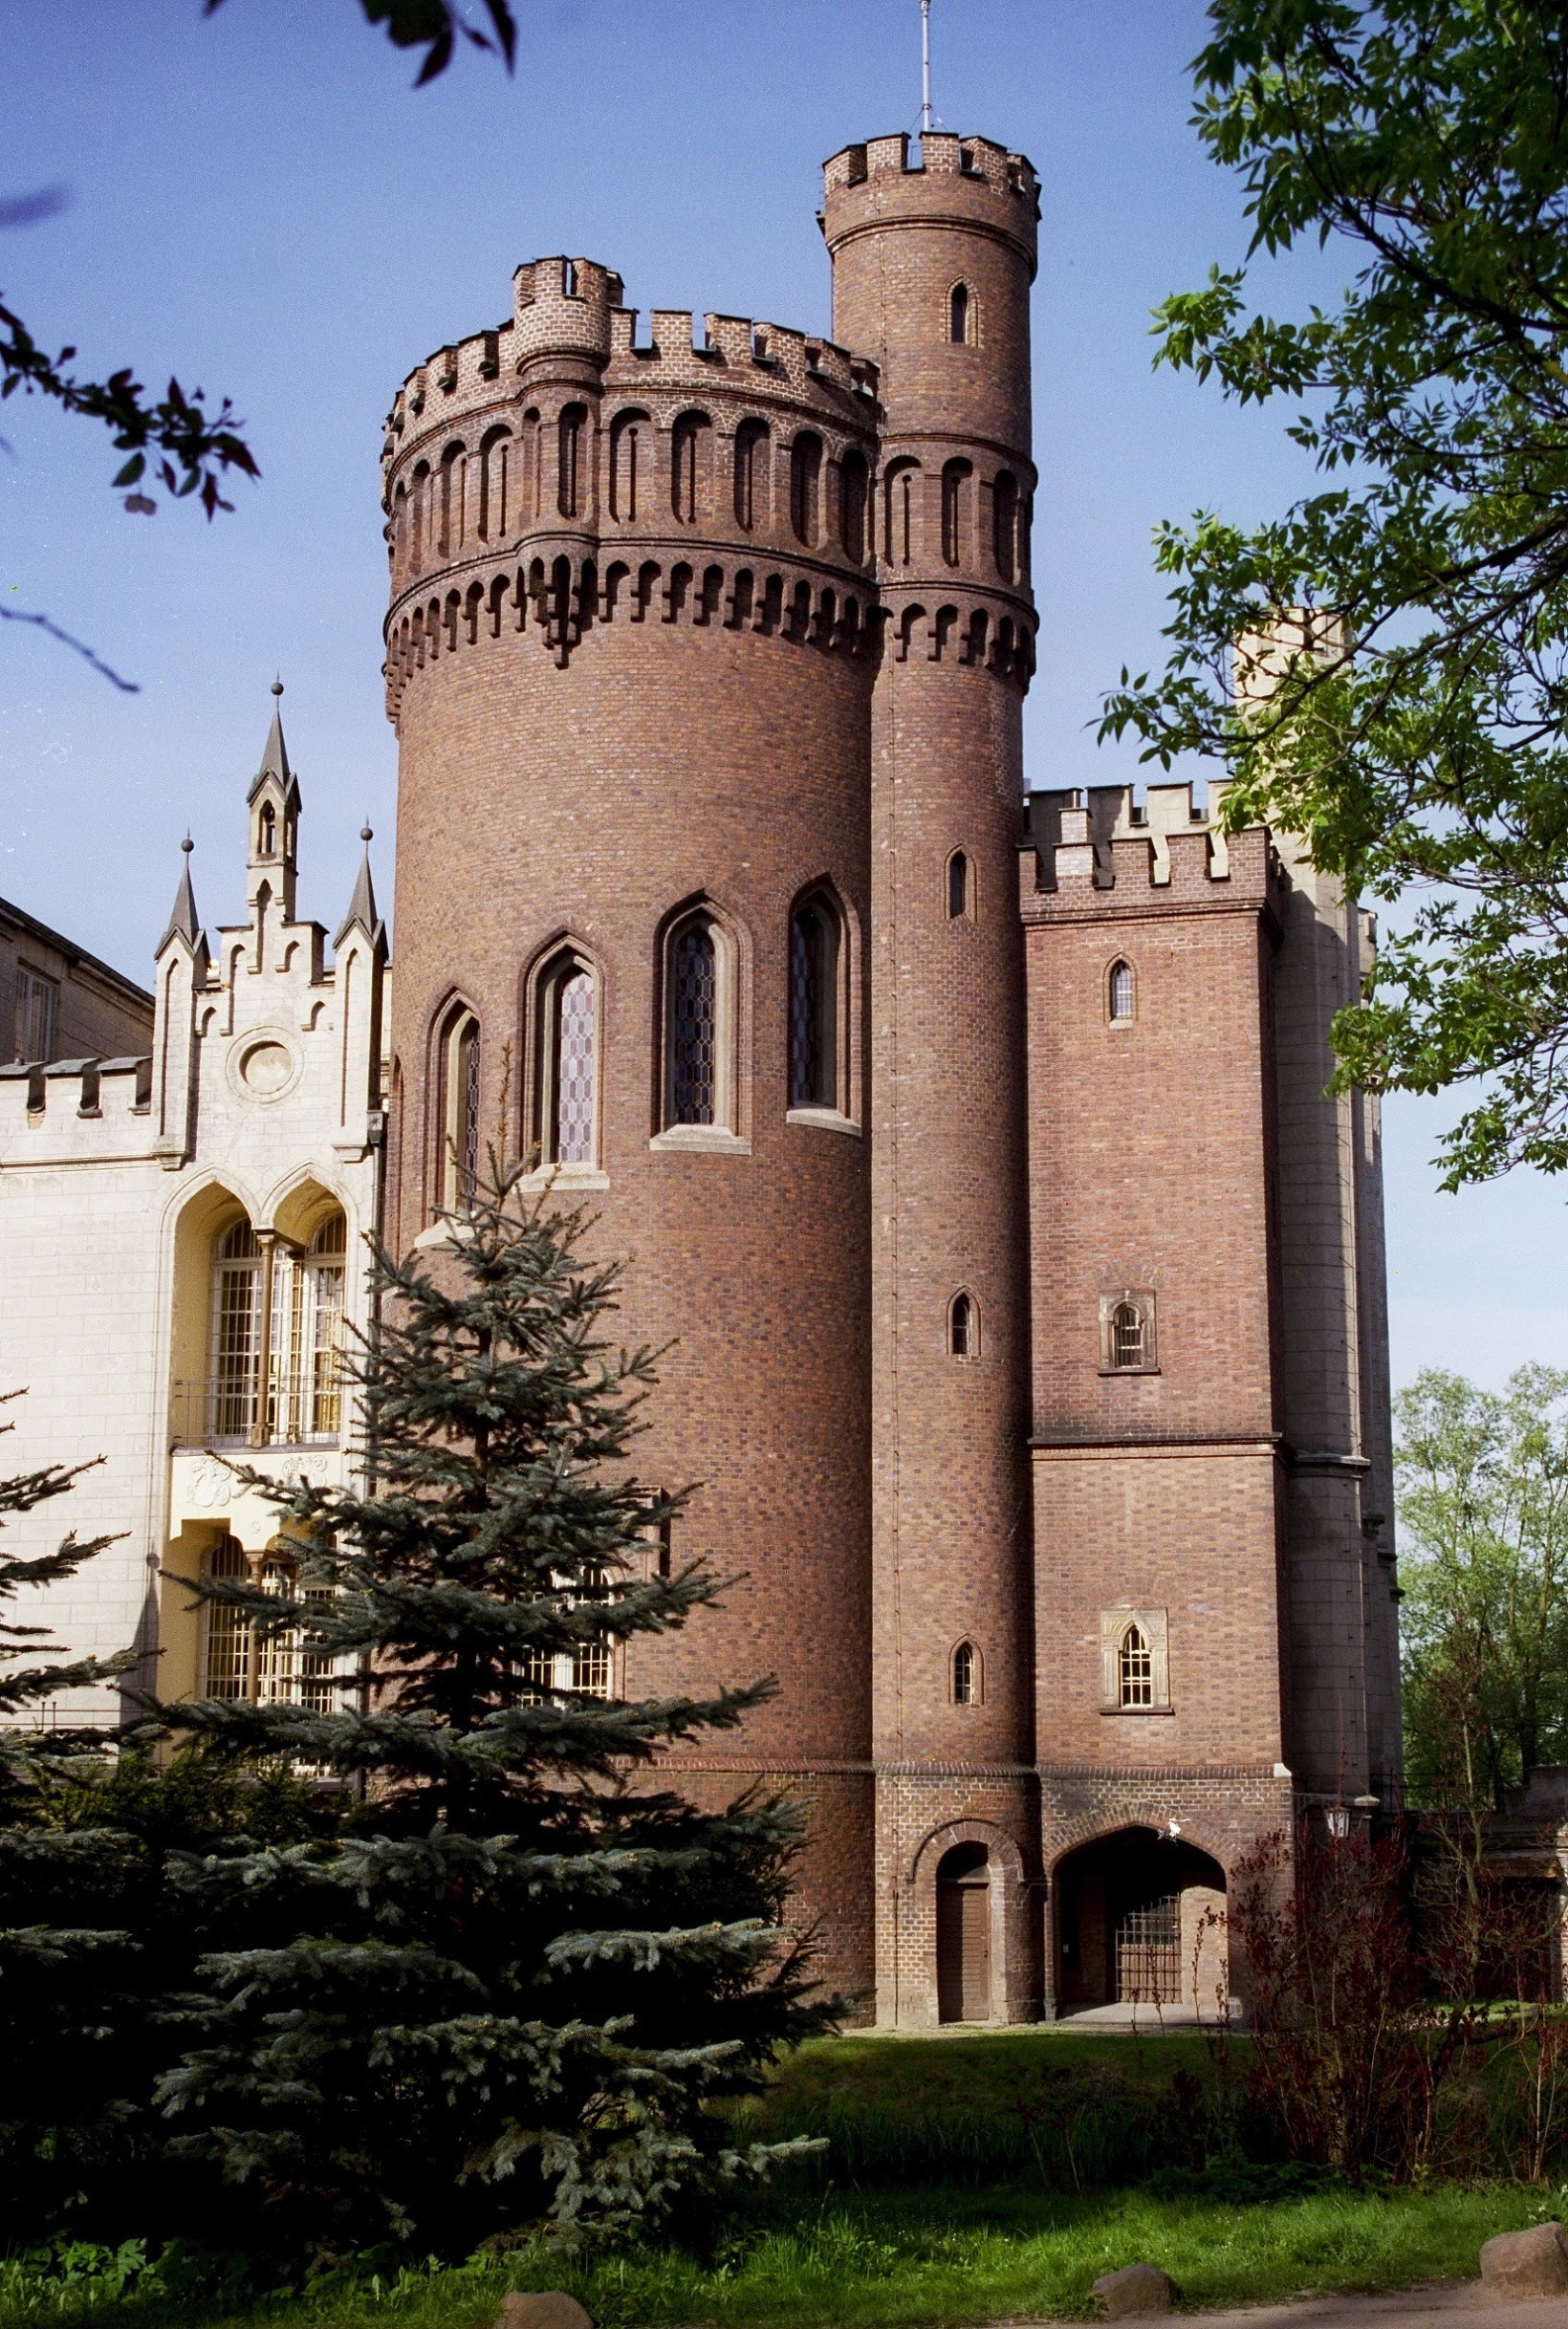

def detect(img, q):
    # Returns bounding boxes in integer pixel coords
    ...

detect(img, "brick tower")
[821,134,1040,2025]
[378,124,1396,2029]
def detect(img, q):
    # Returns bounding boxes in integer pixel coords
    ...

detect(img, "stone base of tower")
[1038,1768,1294,2020]
[661,1764,877,2020]
[873,1769,1043,2028]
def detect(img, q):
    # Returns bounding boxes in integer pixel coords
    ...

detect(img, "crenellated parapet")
[381,231,1036,704]
[1019,781,1289,926]
[0,1054,156,1163]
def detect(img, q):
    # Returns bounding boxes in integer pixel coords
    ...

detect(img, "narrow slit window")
[1109,960,1134,1020]
[1119,1623,1154,1709]
[949,283,970,343]
[949,1292,974,1358]
[952,1640,979,1705]
[947,850,971,921]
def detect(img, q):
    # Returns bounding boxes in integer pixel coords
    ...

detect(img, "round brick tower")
[380,255,882,2005]
[381,126,1038,2022]
[822,131,1040,2025]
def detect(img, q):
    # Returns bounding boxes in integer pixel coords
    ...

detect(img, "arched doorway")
[1054,1827,1227,2015]
[936,1841,991,2022]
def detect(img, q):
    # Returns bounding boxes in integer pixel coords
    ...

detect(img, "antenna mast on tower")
[920,0,933,133]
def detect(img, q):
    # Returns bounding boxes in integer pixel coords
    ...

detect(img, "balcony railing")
[170,1366,343,1450]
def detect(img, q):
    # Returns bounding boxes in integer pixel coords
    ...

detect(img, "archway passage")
[1054,1828,1226,2014]
[936,1840,991,2022]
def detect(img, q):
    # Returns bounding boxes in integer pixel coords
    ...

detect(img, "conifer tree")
[158,1162,822,2254]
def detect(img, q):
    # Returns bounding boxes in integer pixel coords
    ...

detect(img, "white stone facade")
[0,692,387,1720]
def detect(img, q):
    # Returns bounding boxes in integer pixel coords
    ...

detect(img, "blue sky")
[0,0,1560,1393]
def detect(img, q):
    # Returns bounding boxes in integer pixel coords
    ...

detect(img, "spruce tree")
[0,1405,149,2230]
[158,1162,822,2254]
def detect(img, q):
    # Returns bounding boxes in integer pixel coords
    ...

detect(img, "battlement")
[1020,780,1284,916]
[823,130,1038,209]
[0,1054,157,1162]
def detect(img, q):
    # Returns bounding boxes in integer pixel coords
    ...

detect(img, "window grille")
[203,1535,251,1700]
[947,851,970,920]
[200,1538,337,1711]
[1120,1622,1154,1709]
[949,1293,973,1358]
[13,966,58,1063]
[551,966,597,1164]
[670,924,717,1124]
[211,1220,262,1441]
[952,1641,979,1704]
[1112,1302,1143,1368]
[1115,1894,1180,2003]
[1109,960,1134,1020]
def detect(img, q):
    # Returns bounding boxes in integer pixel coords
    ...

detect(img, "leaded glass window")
[790,901,838,1109]
[670,924,717,1125]
[1119,1623,1154,1709]
[1109,959,1134,1020]
[550,965,597,1164]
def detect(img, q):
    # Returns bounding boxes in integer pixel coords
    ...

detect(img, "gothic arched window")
[949,1291,977,1359]
[668,921,718,1127]
[536,951,599,1167]
[789,894,842,1111]
[952,1640,980,1705]
[1119,1622,1154,1709]
[439,1007,481,1209]
[1109,959,1135,1021]
[949,282,970,344]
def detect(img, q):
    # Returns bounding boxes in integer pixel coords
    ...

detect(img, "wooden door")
[936,1848,991,2022]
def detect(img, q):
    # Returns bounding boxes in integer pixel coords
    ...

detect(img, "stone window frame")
[1099,1288,1158,1375]
[947,1288,979,1360]
[651,896,751,1156]
[1100,1604,1172,1715]
[431,997,481,1214]
[1106,954,1136,1026]
[786,882,854,1128]
[523,938,605,1185]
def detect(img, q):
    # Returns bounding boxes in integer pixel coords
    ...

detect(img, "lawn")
[2,2029,1557,2329]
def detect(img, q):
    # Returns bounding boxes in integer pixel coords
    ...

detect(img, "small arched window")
[536,950,599,1167]
[949,1291,976,1359]
[947,849,972,921]
[949,282,970,344]
[952,1640,980,1705]
[941,460,971,567]
[1120,1622,1154,1709]
[478,425,511,539]
[790,432,822,546]
[992,470,1019,583]
[734,419,769,532]
[671,412,710,524]
[258,804,276,858]
[557,403,585,519]
[789,894,842,1111]
[439,1008,481,1209]
[609,411,645,523]
[839,448,868,563]
[1112,1302,1143,1368]
[884,460,918,566]
[1109,959,1135,1021]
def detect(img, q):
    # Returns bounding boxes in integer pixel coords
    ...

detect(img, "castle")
[0,127,1399,2026]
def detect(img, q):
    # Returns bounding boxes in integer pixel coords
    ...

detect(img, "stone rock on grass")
[494,2295,595,2329]
[1480,2223,1568,2296]
[1091,2264,1175,2316]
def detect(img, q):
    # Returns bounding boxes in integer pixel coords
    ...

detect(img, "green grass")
[0,2185,1555,2329]
[3,2030,1560,2329]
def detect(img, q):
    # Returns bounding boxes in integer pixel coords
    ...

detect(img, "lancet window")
[439,1007,481,1208]
[1119,1622,1154,1709]
[535,950,599,1168]
[668,921,718,1126]
[788,894,842,1112]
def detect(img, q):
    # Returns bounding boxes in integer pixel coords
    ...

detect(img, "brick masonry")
[376,125,1400,2021]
